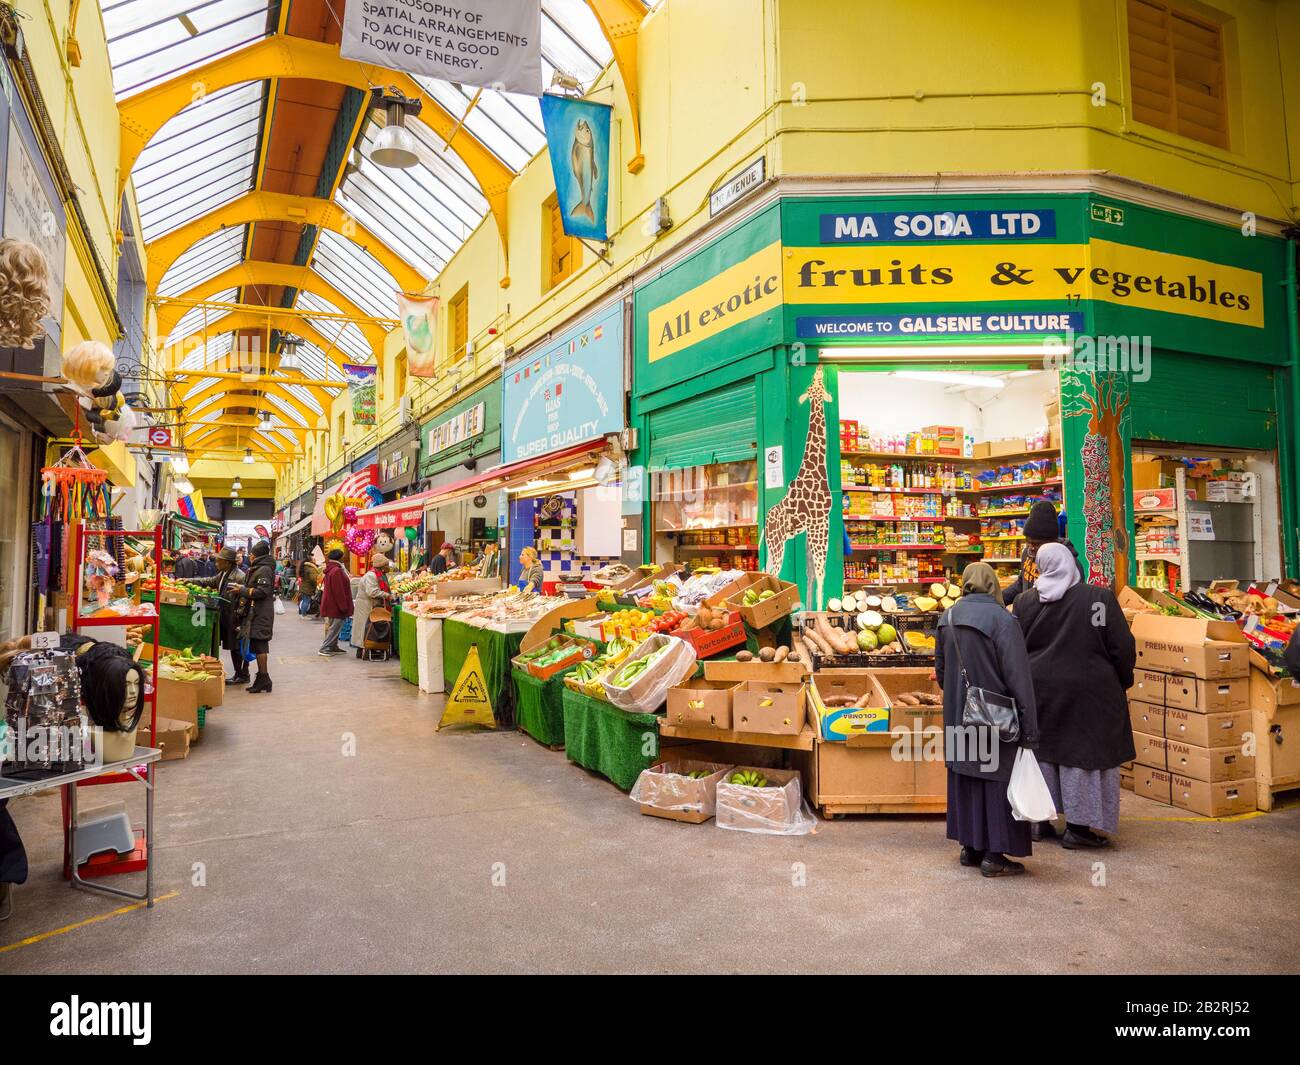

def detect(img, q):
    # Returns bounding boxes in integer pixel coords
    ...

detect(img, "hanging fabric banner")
[539,94,612,241]
[397,291,440,378]
[345,363,377,426]
[341,0,542,96]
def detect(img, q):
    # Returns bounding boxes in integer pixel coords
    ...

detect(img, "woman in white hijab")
[1012,543,1137,848]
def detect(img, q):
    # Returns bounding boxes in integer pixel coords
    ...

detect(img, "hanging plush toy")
[373,529,395,559]
[0,238,51,349]
[62,339,116,395]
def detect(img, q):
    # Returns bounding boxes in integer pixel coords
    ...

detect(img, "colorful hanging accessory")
[39,441,111,523]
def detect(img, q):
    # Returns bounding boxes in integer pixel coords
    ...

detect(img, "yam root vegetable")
[787,652,801,663]
[853,691,877,708]
[823,695,857,707]
[773,646,789,663]
[894,693,919,706]
[758,647,775,662]
[801,624,831,656]
[735,650,754,662]
[818,616,857,655]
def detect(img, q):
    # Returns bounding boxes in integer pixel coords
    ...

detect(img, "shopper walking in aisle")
[318,549,353,657]
[1012,542,1136,848]
[188,546,248,684]
[1001,500,1084,605]
[936,562,1040,877]
[351,552,393,654]
[237,539,277,693]
[174,549,198,579]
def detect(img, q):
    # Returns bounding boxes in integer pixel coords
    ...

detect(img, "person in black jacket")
[237,540,277,693]
[1013,542,1136,848]
[1002,500,1085,604]
[936,562,1041,877]
[189,546,248,683]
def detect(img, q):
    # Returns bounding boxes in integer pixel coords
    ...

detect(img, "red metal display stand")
[59,523,162,879]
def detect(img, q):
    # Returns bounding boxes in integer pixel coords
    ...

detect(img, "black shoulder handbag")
[949,603,1028,743]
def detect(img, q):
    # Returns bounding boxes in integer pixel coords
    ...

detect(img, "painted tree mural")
[1061,370,1131,588]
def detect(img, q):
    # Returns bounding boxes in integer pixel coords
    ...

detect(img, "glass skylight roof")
[111,0,642,440]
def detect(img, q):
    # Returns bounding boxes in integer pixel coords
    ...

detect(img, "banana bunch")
[727,770,769,788]
[686,769,711,779]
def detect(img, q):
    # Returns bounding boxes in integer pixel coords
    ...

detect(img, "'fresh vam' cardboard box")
[1129,614,1249,680]
[1129,701,1251,749]
[1128,667,1249,713]
[1132,732,1254,783]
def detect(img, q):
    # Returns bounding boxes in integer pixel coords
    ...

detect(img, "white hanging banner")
[342,0,543,97]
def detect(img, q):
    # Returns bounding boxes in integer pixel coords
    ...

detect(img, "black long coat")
[935,593,1040,783]
[239,556,277,642]
[1012,583,1137,770]
[190,565,246,650]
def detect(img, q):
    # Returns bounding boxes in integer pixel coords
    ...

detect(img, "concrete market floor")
[2,610,1298,975]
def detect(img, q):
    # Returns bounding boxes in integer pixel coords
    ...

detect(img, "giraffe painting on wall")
[760,366,833,609]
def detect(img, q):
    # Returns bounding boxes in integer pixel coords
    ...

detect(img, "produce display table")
[561,687,660,791]
[442,618,523,727]
[511,667,573,748]
[396,604,419,685]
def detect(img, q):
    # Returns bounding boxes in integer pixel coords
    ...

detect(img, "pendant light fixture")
[243,448,254,465]
[368,87,423,170]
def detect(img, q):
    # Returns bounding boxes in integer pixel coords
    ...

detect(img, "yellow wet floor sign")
[438,645,497,730]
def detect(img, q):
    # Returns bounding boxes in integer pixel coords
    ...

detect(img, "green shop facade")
[629,190,1296,608]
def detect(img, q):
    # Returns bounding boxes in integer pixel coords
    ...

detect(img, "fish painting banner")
[540,94,611,241]
[398,291,439,377]
[341,0,542,96]
[345,363,377,426]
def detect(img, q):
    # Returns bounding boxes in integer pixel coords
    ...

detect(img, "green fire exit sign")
[1090,203,1125,226]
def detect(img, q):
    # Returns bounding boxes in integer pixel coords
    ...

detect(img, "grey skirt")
[1038,761,1120,834]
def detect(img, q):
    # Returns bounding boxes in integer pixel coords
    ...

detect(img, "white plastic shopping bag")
[274,598,286,615]
[1007,748,1057,822]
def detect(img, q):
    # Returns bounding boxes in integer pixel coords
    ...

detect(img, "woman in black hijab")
[936,562,1041,876]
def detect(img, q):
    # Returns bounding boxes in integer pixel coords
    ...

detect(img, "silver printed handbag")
[949,606,1021,743]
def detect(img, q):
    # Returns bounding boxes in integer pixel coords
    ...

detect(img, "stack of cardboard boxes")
[1124,614,1255,816]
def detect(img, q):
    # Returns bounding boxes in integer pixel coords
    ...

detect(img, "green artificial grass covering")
[442,618,524,727]
[511,667,573,747]
[561,687,660,791]
[156,602,217,655]
[397,605,419,685]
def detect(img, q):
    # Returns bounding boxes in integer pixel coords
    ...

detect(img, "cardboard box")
[1131,764,1254,817]
[1132,459,1185,491]
[982,436,1028,458]
[1133,487,1178,513]
[702,658,809,685]
[633,760,732,823]
[922,424,963,456]
[715,766,805,831]
[809,672,889,740]
[721,572,801,630]
[138,717,198,761]
[1129,701,1251,748]
[1128,668,1248,713]
[665,678,737,730]
[1133,732,1254,782]
[731,681,807,736]
[1129,614,1249,679]
[159,587,189,607]
[514,634,596,680]
[869,667,944,733]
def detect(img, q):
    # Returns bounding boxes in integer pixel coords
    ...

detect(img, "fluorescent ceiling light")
[567,467,595,481]
[174,478,194,495]
[893,371,1005,389]
[824,343,1067,360]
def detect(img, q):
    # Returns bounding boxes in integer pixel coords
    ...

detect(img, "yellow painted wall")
[773,0,1297,222]
[13,0,129,349]
[279,0,1300,504]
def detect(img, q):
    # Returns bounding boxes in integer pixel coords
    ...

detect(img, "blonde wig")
[0,238,51,349]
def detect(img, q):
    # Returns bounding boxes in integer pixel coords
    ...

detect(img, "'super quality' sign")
[503,303,624,462]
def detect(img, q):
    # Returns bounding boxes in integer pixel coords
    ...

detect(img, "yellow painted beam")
[181,381,324,426]
[156,260,391,350]
[146,190,424,293]
[171,369,345,389]
[186,424,300,457]
[588,0,646,173]
[120,35,513,278]
[164,311,364,367]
